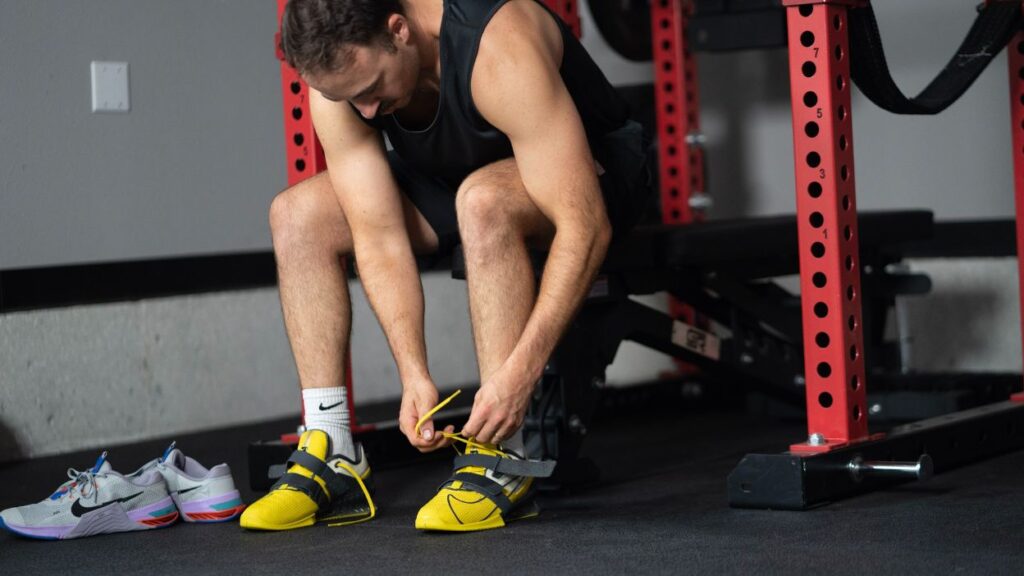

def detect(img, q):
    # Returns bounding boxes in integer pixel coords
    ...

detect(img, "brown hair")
[280,0,405,74]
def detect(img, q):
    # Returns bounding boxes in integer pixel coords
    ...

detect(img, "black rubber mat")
[2,406,1023,574]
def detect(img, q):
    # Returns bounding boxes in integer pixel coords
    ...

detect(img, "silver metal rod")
[848,454,934,482]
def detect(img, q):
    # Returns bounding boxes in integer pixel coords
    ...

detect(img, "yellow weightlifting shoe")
[239,429,375,531]
[415,436,555,532]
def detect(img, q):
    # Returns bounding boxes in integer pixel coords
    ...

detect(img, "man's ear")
[387,13,410,45]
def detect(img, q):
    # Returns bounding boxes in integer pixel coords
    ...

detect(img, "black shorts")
[388,120,654,257]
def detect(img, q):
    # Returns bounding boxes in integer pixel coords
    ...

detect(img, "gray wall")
[0,1,284,269]
[0,0,1020,463]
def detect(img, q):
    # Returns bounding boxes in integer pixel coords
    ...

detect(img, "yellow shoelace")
[414,389,510,458]
[325,460,377,527]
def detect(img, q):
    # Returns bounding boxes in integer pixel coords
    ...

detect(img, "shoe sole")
[174,490,246,523]
[0,496,178,540]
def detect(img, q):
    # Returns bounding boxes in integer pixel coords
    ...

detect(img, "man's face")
[304,42,419,120]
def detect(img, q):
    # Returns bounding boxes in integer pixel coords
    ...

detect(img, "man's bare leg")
[269,171,440,456]
[455,159,555,450]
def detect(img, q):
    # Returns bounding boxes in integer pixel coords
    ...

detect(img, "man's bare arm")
[461,3,612,439]
[310,93,449,449]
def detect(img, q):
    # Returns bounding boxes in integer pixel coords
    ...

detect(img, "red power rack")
[650,1,707,375]
[782,0,874,453]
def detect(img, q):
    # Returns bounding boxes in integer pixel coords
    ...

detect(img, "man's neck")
[404,0,444,90]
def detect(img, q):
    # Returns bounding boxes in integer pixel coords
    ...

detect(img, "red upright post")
[650,0,706,226]
[783,0,873,454]
[275,0,359,432]
[651,0,707,375]
[1009,3,1024,402]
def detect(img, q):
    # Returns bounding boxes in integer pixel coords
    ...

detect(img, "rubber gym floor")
[2,399,1023,575]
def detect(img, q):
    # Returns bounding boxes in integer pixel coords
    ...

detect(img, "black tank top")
[361,0,630,187]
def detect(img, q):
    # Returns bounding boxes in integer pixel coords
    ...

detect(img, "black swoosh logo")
[176,486,201,495]
[319,401,344,411]
[71,492,143,517]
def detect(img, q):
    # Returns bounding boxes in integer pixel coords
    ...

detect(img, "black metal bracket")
[728,401,1024,509]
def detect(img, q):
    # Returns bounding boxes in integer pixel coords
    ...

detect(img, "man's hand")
[462,364,536,445]
[399,378,455,452]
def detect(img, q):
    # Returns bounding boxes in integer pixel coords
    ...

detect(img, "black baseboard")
[0,252,278,313]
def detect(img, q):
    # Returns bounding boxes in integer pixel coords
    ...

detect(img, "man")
[240,0,652,532]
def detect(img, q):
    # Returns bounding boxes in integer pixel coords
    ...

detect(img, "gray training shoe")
[0,452,178,540]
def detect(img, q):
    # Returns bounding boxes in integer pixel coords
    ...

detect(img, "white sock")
[301,387,355,460]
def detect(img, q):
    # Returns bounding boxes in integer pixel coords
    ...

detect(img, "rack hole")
[804,91,819,107]
[290,81,301,94]
[817,362,832,377]
[843,195,851,211]
[845,255,855,271]
[833,15,842,30]
[853,404,862,421]
[847,285,856,301]
[295,158,306,172]
[808,182,823,198]
[799,5,814,16]
[839,135,848,150]
[801,31,815,47]
[810,212,824,228]
[814,302,829,318]
[816,332,830,348]
[291,107,303,120]
[850,345,859,361]
[838,105,847,121]
[835,45,844,61]
[811,242,826,258]
[813,272,827,288]
[848,315,857,331]
[836,75,846,91]
[805,122,820,138]
[293,133,304,146]
[851,375,860,390]
[818,392,834,408]
[844,226,852,240]
[802,61,817,78]
[806,152,821,168]
[841,165,850,181]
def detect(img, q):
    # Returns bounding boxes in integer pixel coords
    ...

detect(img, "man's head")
[280,0,420,118]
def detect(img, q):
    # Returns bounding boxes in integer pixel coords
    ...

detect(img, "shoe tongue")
[164,449,186,469]
[298,429,331,460]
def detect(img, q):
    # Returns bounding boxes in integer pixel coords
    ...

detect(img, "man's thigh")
[283,169,440,256]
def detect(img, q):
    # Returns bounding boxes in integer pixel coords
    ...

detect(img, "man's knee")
[269,178,352,255]
[455,179,517,244]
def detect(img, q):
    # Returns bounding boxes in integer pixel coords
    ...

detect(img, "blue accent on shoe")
[90,451,108,474]
[0,517,60,541]
[161,441,177,462]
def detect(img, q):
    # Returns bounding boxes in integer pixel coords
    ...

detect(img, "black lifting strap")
[849,2,1023,115]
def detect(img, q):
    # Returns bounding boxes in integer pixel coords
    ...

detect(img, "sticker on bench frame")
[671,321,721,361]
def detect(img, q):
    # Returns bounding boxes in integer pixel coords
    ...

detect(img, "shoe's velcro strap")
[320,465,359,501]
[285,450,359,502]
[270,473,329,508]
[444,472,513,516]
[287,450,331,479]
[453,454,556,478]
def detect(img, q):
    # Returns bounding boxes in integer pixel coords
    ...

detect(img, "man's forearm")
[505,221,611,383]
[354,241,431,386]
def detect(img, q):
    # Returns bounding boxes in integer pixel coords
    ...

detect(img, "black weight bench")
[450,210,935,470]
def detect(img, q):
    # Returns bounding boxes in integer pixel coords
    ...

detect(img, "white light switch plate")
[91,61,130,113]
